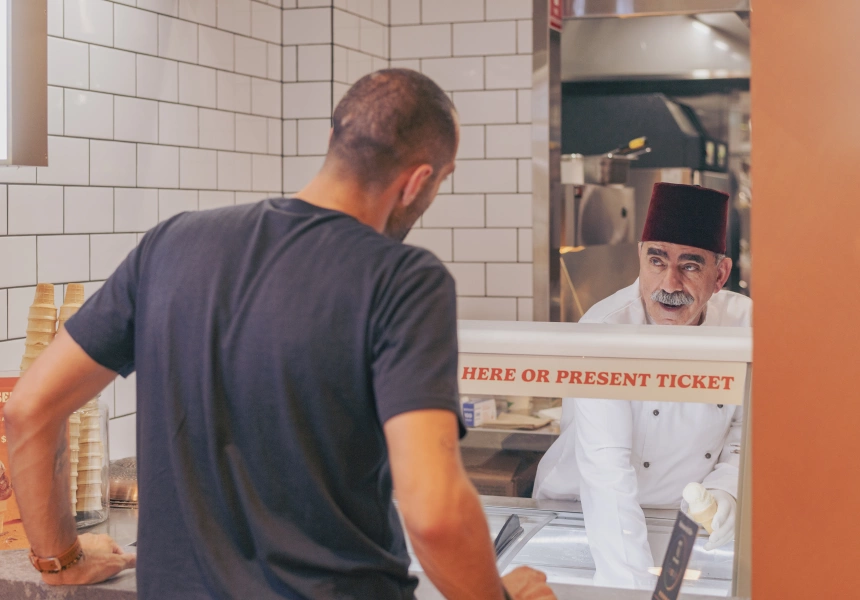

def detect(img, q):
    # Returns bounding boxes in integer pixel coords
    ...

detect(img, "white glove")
[704,489,737,551]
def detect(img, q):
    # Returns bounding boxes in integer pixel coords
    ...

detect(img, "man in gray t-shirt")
[7,70,554,600]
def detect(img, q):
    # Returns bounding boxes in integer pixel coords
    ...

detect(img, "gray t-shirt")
[66,198,463,599]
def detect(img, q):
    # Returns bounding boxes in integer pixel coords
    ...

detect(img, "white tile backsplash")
[422,194,484,228]
[217,72,253,113]
[0,291,6,340]
[180,0,217,26]
[137,55,180,102]
[48,87,64,136]
[457,297,517,321]
[0,187,6,235]
[160,103,200,147]
[518,158,532,193]
[518,89,531,123]
[486,263,532,296]
[404,228,453,261]
[457,125,484,160]
[390,24,451,59]
[267,118,282,155]
[453,21,517,56]
[200,109,236,150]
[90,141,138,187]
[90,47,136,96]
[454,159,518,194]
[268,43,282,80]
[485,54,532,89]
[485,124,531,159]
[159,190,199,220]
[8,186,65,235]
[114,97,160,143]
[421,0,483,24]
[37,235,90,284]
[48,0,64,37]
[180,148,219,189]
[297,118,330,155]
[251,78,282,118]
[159,15,200,63]
[334,9,360,50]
[38,137,90,186]
[517,19,532,54]
[47,37,89,89]
[252,154,281,191]
[454,228,518,262]
[90,234,138,280]
[390,0,419,25]
[486,194,532,227]
[114,4,159,55]
[199,190,235,209]
[282,120,297,155]
[282,155,323,192]
[282,46,298,81]
[453,90,517,124]
[236,115,269,153]
[0,237,37,288]
[298,44,332,81]
[252,2,282,43]
[517,297,533,321]
[109,414,137,460]
[445,262,485,296]
[64,90,114,140]
[138,0,180,17]
[282,82,331,119]
[283,8,332,45]
[518,228,532,262]
[64,187,115,234]
[217,152,253,190]
[114,372,137,417]
[421,57,483,91]
[138,144,180,188]
[64,0,114,46]
[115,189,159,232]
[199,25,235,71]
[487,0,531,20]
[236,36,269,78]
[179,63,219,108]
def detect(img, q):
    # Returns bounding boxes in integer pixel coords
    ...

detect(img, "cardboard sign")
[652,512,699,600]
[549,0,563,32]
[458,354,747,406]
[0,376,29,550]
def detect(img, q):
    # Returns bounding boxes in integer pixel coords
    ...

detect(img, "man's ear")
[400,164,434,207]
[714,257,733,292]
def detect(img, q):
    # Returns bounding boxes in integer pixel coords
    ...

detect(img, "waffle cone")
[81,414,100,428]
[64,284,85,305]
[69,413,81,424]
[26,317,57,333]
[26,331,55,345]
[77,483,102,497]
[19,356,35,372]
[77,470,102,485]
[33,283,55,306]
[77,497,102,512]
[28,306,58,320]
[77,458,102,471]
[80,429,102,443]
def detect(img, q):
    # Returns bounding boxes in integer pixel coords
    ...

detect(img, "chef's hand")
[704,490,737,551]
[502,566,557,599]
[42,533,136,586]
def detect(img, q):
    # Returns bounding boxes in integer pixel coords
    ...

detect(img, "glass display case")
[406,321,752,598]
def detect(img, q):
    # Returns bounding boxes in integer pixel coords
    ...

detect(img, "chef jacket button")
[705,453,712,459]
[653,409,659,416]
[717,404,724,409]
[644,462,650,468]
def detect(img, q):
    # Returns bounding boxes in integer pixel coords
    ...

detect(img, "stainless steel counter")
[0,506,748,600]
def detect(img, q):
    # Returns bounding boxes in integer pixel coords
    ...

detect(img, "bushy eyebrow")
[679,253,706,265]
[646,248,668,258]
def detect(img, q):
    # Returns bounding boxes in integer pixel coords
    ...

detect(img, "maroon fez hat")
[641,182,729,254]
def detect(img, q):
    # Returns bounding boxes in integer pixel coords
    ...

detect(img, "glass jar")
[70,396,110,529]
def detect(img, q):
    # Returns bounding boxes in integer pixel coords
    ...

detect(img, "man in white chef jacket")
[533,182,751,589]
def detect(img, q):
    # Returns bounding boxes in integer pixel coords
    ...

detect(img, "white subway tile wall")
[389,0,533,320]
[0,0,537,452]
[0,0,299,440]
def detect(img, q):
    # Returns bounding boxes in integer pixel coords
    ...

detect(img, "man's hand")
[704,490,737,551]
[42,534,136,586]
[502,567,556,599]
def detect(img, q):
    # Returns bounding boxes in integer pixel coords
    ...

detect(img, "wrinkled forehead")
[641,241,711,264]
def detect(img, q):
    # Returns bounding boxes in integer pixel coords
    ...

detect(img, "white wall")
[390,0,535,322]
[0,0,535,459]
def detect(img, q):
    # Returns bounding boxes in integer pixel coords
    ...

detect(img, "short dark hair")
[327,69,457,188]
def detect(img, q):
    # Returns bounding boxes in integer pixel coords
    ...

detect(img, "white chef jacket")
[532,279,751,589]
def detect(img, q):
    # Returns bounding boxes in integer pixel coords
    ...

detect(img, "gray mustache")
[651,289,694,306]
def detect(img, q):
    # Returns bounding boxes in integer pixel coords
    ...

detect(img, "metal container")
[109,457,138,508]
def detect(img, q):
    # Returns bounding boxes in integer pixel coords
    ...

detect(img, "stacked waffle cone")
[75,399,103,512]
[19,284,58,372]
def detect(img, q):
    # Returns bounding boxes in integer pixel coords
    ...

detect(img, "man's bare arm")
[385,409,555,600]
[5,329,135,583]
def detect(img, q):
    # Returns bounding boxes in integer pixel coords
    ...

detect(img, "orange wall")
[752,3,860,597]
